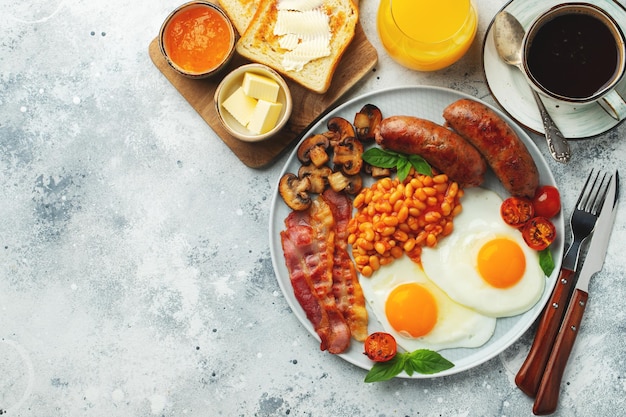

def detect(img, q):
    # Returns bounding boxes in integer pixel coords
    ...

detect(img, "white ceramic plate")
[483,0,626,138]
[269,86,565,378]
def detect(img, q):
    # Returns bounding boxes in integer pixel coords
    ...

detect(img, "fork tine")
[578,169,607,213]
[591,172,612,215]
[576,169,597,209]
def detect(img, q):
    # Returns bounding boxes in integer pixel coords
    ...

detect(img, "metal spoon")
[493,11,571,163]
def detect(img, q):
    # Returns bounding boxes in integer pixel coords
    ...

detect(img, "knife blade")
[533,171,619,415]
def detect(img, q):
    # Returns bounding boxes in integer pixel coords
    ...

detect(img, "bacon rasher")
[321,189,368,342]
[281,198,351,354]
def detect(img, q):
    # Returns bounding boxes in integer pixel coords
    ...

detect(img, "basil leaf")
[364,350,454,382]
[396,158,412,182]
[381,149,404,158]
[407,154,433,176]
[362,148,400,169]
[403,355,417,376]
[405,349,454,375]
[362,147,433,182]
[364,354,407,383]
[539,247,555,276]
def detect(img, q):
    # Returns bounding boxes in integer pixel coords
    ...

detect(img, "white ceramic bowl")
[214,63,293,142]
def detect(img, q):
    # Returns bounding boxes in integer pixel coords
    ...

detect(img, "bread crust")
[233,0,358,94]
[217,0,261,36]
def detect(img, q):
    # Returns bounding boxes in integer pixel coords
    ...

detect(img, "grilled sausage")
[374,116,486,187]
[443,99,539,198]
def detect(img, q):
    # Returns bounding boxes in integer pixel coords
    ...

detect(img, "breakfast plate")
[483,0,626,138]
[269,85,565,378]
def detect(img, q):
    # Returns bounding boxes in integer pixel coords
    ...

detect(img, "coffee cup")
[521,3,626,120]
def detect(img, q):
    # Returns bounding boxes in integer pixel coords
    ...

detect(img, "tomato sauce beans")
[348,172,463,277]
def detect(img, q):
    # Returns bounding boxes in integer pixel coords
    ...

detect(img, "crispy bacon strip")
[321,188,352,243]
[330,246,368,341]
[321,189,368,342]
[281,199,351,354]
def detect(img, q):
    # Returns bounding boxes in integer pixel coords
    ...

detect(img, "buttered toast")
[232,0,359,94]
[217,0,261,36]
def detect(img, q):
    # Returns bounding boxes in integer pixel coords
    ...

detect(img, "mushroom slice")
[364,163,393,178]
[298,164,332,194]
[327,117,356,147]
[279,173,312,211]
[354,104,382,142]
[297,134,330,167]
[328,171,363,195]
[333,136,364,176]
[344,174,363,195]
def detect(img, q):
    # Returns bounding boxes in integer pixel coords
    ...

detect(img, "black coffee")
[527,13,619,99]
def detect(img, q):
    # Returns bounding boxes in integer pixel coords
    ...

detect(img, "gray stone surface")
[1,0,625,416]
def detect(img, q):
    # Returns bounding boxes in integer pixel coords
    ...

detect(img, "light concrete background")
[1,0,625,416]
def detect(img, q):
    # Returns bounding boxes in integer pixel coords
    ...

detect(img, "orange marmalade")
[162,4,233,74]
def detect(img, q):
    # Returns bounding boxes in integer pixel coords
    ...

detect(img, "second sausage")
[443,99,539,198]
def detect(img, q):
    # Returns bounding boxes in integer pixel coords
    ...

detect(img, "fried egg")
[359,255,497,352]
[421,187,545,318]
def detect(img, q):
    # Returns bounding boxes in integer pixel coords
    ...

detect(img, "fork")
[515,169,610,397]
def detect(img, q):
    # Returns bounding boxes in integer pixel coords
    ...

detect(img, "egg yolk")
[477,238,526,288]
[385,283,438,338]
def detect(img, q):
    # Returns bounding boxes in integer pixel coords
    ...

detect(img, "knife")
[533,171,620,416]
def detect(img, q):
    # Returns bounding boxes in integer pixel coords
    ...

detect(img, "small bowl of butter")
[214,63,292,142]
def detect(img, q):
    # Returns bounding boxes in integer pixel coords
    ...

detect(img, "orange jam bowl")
[158,1,236,79]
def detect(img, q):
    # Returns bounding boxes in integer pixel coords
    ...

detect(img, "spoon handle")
[531,90,571,163]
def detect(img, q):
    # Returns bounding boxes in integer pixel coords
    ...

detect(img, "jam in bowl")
[159,1,236,79]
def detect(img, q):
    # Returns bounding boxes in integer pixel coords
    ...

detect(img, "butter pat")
[221,70,286,135]
[242,72,280,102]
[273,6,331,72]
[248,100,283,134]
[222,86,257,127]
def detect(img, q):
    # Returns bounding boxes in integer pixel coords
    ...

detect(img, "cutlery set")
[515,169,620,415]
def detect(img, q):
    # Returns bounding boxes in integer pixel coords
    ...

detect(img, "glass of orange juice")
[377,0,478,71]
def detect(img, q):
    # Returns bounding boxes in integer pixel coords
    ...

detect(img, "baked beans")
[348,171,463,277]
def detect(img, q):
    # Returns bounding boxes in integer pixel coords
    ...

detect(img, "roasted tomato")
[501,197,535,228]
[522,217,557,251]
[364,332,397,362]
[532,185,561,218]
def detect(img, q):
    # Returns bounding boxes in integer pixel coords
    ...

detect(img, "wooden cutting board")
[149,14,377,168]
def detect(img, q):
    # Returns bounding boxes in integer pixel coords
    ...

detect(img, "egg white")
[360,255,497,352]
[421,187,545,318]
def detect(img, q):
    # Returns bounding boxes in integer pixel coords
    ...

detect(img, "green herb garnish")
[362,148,432,181]
[539,247,555,276]
[364,349,454,383]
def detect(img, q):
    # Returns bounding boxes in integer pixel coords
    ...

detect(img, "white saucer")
[483,0,626,138]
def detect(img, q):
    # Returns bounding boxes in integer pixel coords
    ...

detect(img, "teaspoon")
[493,11,571,163]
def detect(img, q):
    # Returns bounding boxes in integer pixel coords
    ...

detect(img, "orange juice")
[377,0,478,71]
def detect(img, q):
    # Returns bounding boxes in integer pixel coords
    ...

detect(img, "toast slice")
[217,0,261,36]
[234,0,359,94]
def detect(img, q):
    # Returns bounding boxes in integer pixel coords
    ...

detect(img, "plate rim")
[269,84,565,378]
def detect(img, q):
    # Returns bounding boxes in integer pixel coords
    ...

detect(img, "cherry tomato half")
[364,332,397,362]
[533,185,561,218]
[501,197,535,228]
[522,217,557,251]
